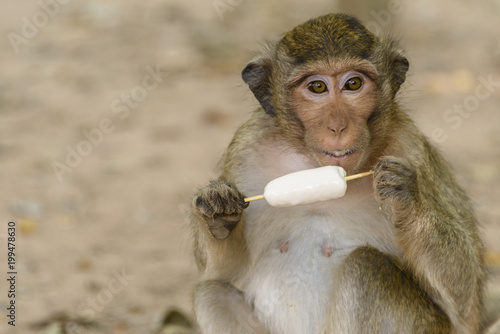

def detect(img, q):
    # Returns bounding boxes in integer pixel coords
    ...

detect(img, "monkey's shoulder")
[221,110,307,177]
[230,110,280,147]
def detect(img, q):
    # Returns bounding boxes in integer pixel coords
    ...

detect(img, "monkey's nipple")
[321,244,333,257]
[279,241,290,254]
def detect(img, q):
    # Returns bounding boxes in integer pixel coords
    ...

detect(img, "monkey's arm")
[191,116,273,333]
[374,139,484,333]
[191,113,269,278]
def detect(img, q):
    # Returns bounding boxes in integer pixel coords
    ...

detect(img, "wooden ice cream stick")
[244,195,265,203]
[344,170,374,181]
[244,170,374,203]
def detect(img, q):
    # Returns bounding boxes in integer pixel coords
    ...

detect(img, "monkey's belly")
[243,219,359,334]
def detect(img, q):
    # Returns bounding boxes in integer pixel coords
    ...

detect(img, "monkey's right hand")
[193,181,249,240]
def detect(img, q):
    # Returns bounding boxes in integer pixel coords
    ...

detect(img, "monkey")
[190,13,485,334]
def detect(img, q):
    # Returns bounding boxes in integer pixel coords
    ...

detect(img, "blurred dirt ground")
[0,0,499,333]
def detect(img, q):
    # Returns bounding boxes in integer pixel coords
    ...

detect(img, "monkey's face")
[242,14,409,173]
[289,62,378,172]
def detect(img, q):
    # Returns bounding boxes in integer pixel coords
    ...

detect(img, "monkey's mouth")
[315,147,361,169]
[320,148,357,158]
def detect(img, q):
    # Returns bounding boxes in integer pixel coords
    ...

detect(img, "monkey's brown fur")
[191,14,484,334]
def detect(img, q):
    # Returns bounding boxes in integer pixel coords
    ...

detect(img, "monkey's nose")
[328,113,347,135]
[328,124,347,135]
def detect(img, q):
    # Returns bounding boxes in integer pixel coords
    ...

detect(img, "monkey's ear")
[242,57,275,115]
[389,53,409,97]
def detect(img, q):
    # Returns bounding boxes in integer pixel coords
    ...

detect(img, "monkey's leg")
[194,280,268,334]
[324,246,451,334]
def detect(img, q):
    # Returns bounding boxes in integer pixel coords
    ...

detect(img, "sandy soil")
[0,0,499,333]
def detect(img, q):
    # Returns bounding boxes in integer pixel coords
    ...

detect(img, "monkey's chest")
[242,216,360,334]
[241,205,396,334]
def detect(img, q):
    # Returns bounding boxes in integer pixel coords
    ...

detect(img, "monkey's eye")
[307,80,328,94]
[344,77,363,91]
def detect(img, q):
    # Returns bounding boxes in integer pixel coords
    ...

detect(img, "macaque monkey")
[191,14,485,334]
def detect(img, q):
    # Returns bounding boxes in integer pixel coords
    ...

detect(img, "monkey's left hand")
[373,156,419,206]
[194,181,249,240]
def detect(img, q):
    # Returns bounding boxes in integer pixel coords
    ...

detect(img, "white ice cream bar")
[263,166,347,207]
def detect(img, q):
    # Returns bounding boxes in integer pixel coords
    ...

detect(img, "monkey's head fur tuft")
[242,13,409,172]
[280,14,377,63]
